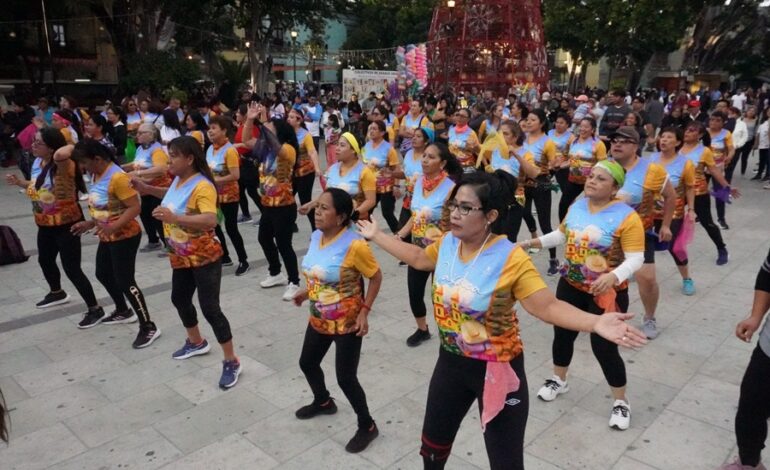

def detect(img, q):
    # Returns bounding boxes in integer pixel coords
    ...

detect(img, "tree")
[343,0,437,51]
[119,50,201,95]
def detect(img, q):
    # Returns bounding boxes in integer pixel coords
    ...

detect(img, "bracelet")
[360,303,371,312]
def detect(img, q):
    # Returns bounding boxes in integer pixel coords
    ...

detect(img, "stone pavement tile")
[666,374,739,432]
[357,358,426,412]
[525,414,555,446]
[625,344,707,389]
[242,399,357,463]
[329,397,424,468]
[576,375,679,429]
[65,384,194,448]
[13,350,126,397]
[626,410,734,470]
[245,331,307,372]
[0,376,29,404]
[277,438,380,470]
[7,382,109,438]
[89,352,201,401]
[166,355,275,404]
[0,422,87,470]
[448,410,487,468]
[699,342,753,387]
[0,345,50,377]
[94,322,187,365]
[246,365,322,409]
[0,318,77,354]
[387,448,483,469]
[36,325,129,362]
[161,433,279,469]
[528,362,600,425]
[526,406,643,469]
[154,388,278,454]
[612,456,660,470]
[523,454,563,470]
[54,426,183,470]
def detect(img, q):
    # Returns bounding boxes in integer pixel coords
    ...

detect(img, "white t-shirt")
[757,121,770,150]
[731,93,747,111]
[303,104,322,137]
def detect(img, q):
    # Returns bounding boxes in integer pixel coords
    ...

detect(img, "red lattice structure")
[428,0,549,95]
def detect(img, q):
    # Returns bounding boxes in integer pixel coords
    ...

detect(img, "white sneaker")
[609,399,631,430]
[260,273,287,288]
[282,282,300,301]
[537,375,569,401]
[642,318,658,340]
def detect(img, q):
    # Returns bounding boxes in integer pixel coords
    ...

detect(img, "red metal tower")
[428,0,550,94]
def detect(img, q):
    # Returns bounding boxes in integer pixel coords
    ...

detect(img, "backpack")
[0,226,29,265]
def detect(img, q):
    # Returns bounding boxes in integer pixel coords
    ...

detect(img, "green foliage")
[344,0,437,50]
[119,51,201,96]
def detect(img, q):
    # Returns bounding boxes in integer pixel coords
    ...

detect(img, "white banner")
[342,69,399,100]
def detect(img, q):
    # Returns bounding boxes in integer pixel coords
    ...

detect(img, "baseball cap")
[576,94,589,102]
[688,100,701,108]
[541,92,551,100]
[609,126,640,144]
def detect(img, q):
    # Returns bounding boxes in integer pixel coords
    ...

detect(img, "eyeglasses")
[446,201,483,216]
[611,139,636,145]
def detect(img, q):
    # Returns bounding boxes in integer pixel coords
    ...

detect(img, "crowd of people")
[0,81,769,470]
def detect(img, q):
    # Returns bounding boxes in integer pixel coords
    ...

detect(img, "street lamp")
[443,0,456,94]
[291,30,298,84]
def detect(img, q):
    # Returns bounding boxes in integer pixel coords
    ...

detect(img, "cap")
[576,94,589,102]
[541,92,551,100]
[688,100,701,108]
[609,126,640,144]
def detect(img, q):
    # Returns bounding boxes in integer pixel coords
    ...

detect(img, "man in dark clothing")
[469,103,487,134]
[598,89,631,149]
[687,100,709,125]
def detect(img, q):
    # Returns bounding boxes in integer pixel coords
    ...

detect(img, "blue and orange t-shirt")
[410,175,454,248]
[425,233,547,362]
[160,174,223,269]
[616,157,668,230]
[294,127,317,177]
[681,144,717,197]
[559,198,644,293]
[486,145,532,206]
[547,129,573,163]
[206,142,240,203]
[325,160,377,210]
[448,125,480,170]
[259,143,296,207]
[709,129,733,167]
[133,142,171,187]
[649,152,695,220]
[523,134,557,185]
[87,164,141,242]
[26,158,83,227]
[301,229,380,335]
[401,148,423,211]
[567,137,607,185]
[362,140,400,194]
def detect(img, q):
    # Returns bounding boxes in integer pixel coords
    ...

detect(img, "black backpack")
[0,225,29,265]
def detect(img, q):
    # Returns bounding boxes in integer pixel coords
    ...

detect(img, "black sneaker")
[133,325,161,349]
[345,422,379,453]
[139,242,163,253]
[36,291,70,309]
[406,328,431,347]
[295,398,338,420]
[547,258,561,276]
[718,219,729,230]
[235,261,251,276]
[221,256,234,266]
[101,309,137,325]
[77,307,106,329]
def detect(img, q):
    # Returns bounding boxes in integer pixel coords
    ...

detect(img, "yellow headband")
[341,132,361,155]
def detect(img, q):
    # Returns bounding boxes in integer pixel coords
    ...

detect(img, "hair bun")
[350,209,361,223]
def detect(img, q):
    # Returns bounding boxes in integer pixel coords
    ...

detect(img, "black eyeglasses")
[611,139,636,145]
[446,201,483,216]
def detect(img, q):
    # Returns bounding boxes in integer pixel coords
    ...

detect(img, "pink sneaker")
[718,458,767,470]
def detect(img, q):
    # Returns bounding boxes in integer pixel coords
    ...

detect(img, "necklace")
[448,231,492,285]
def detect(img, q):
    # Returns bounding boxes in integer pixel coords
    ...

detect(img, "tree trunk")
[568,60,578,93]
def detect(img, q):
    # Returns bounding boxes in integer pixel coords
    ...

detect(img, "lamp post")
[443,0,456,94]
[290,30,298,84]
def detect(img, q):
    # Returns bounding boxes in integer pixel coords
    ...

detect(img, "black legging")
[654,218,687,266]
[727,138,755,179]
[238,175,261,218]
[375,192,400,234]
[298,323,373,429]
[711,174,730,223]
[37,223,98,307]
[558,181,584,222]
[171,259,232,344]
[552,278,628,388]
[293,172,316,230]
[735,346,770,467]
[95,234,153,327]
[758,148,770,180]
[504,202,526,243]
[139,195,165,245]
[215,201,248,263]
[693,193,726,251]
[407,266,432,318]
[421,349,529,470]
[554,168,569,193]
[258,204,299,284]
[524,182,556,258]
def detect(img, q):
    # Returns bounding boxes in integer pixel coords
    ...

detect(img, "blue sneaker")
[716,248,729,266]
[682,278,695,296]
[219,359,242,389]
[172,339,211,360]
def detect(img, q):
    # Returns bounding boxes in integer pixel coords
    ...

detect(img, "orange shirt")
[207,142,240,203]
[26,158,83,227]
[259,143,297,207]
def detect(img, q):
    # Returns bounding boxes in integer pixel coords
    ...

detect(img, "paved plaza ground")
[0,167,768,469]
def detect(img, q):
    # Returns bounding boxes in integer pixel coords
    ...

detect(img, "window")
[52,24,65,47]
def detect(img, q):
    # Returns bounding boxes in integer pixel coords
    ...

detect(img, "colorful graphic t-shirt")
[616,158,668,230]
[547,129,573,163]
[401,149,423,211]
[325,160,377,209]
[133,142,171,187]
[26,158,82,227]
[479,119,501,143]
[259,143,296,207]
[559,199,644,293]
[425,234,547,362]
[681,144,716,197]
[161,174,223,269]
[523,134,557,185]
[567,137,607,184]
[301,229,379,335]
[206,142,240,203]
[362,140,400,194]
[709,129,733,167]
[187,130,205,149]
[88,164,141,242]
[487,147,532,206]
[410,175,454,248]
[294,127,317,177]
[649,152,695,220]
[448,126,480,170]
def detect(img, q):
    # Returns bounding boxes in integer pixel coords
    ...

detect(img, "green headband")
[594,160,625,187]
